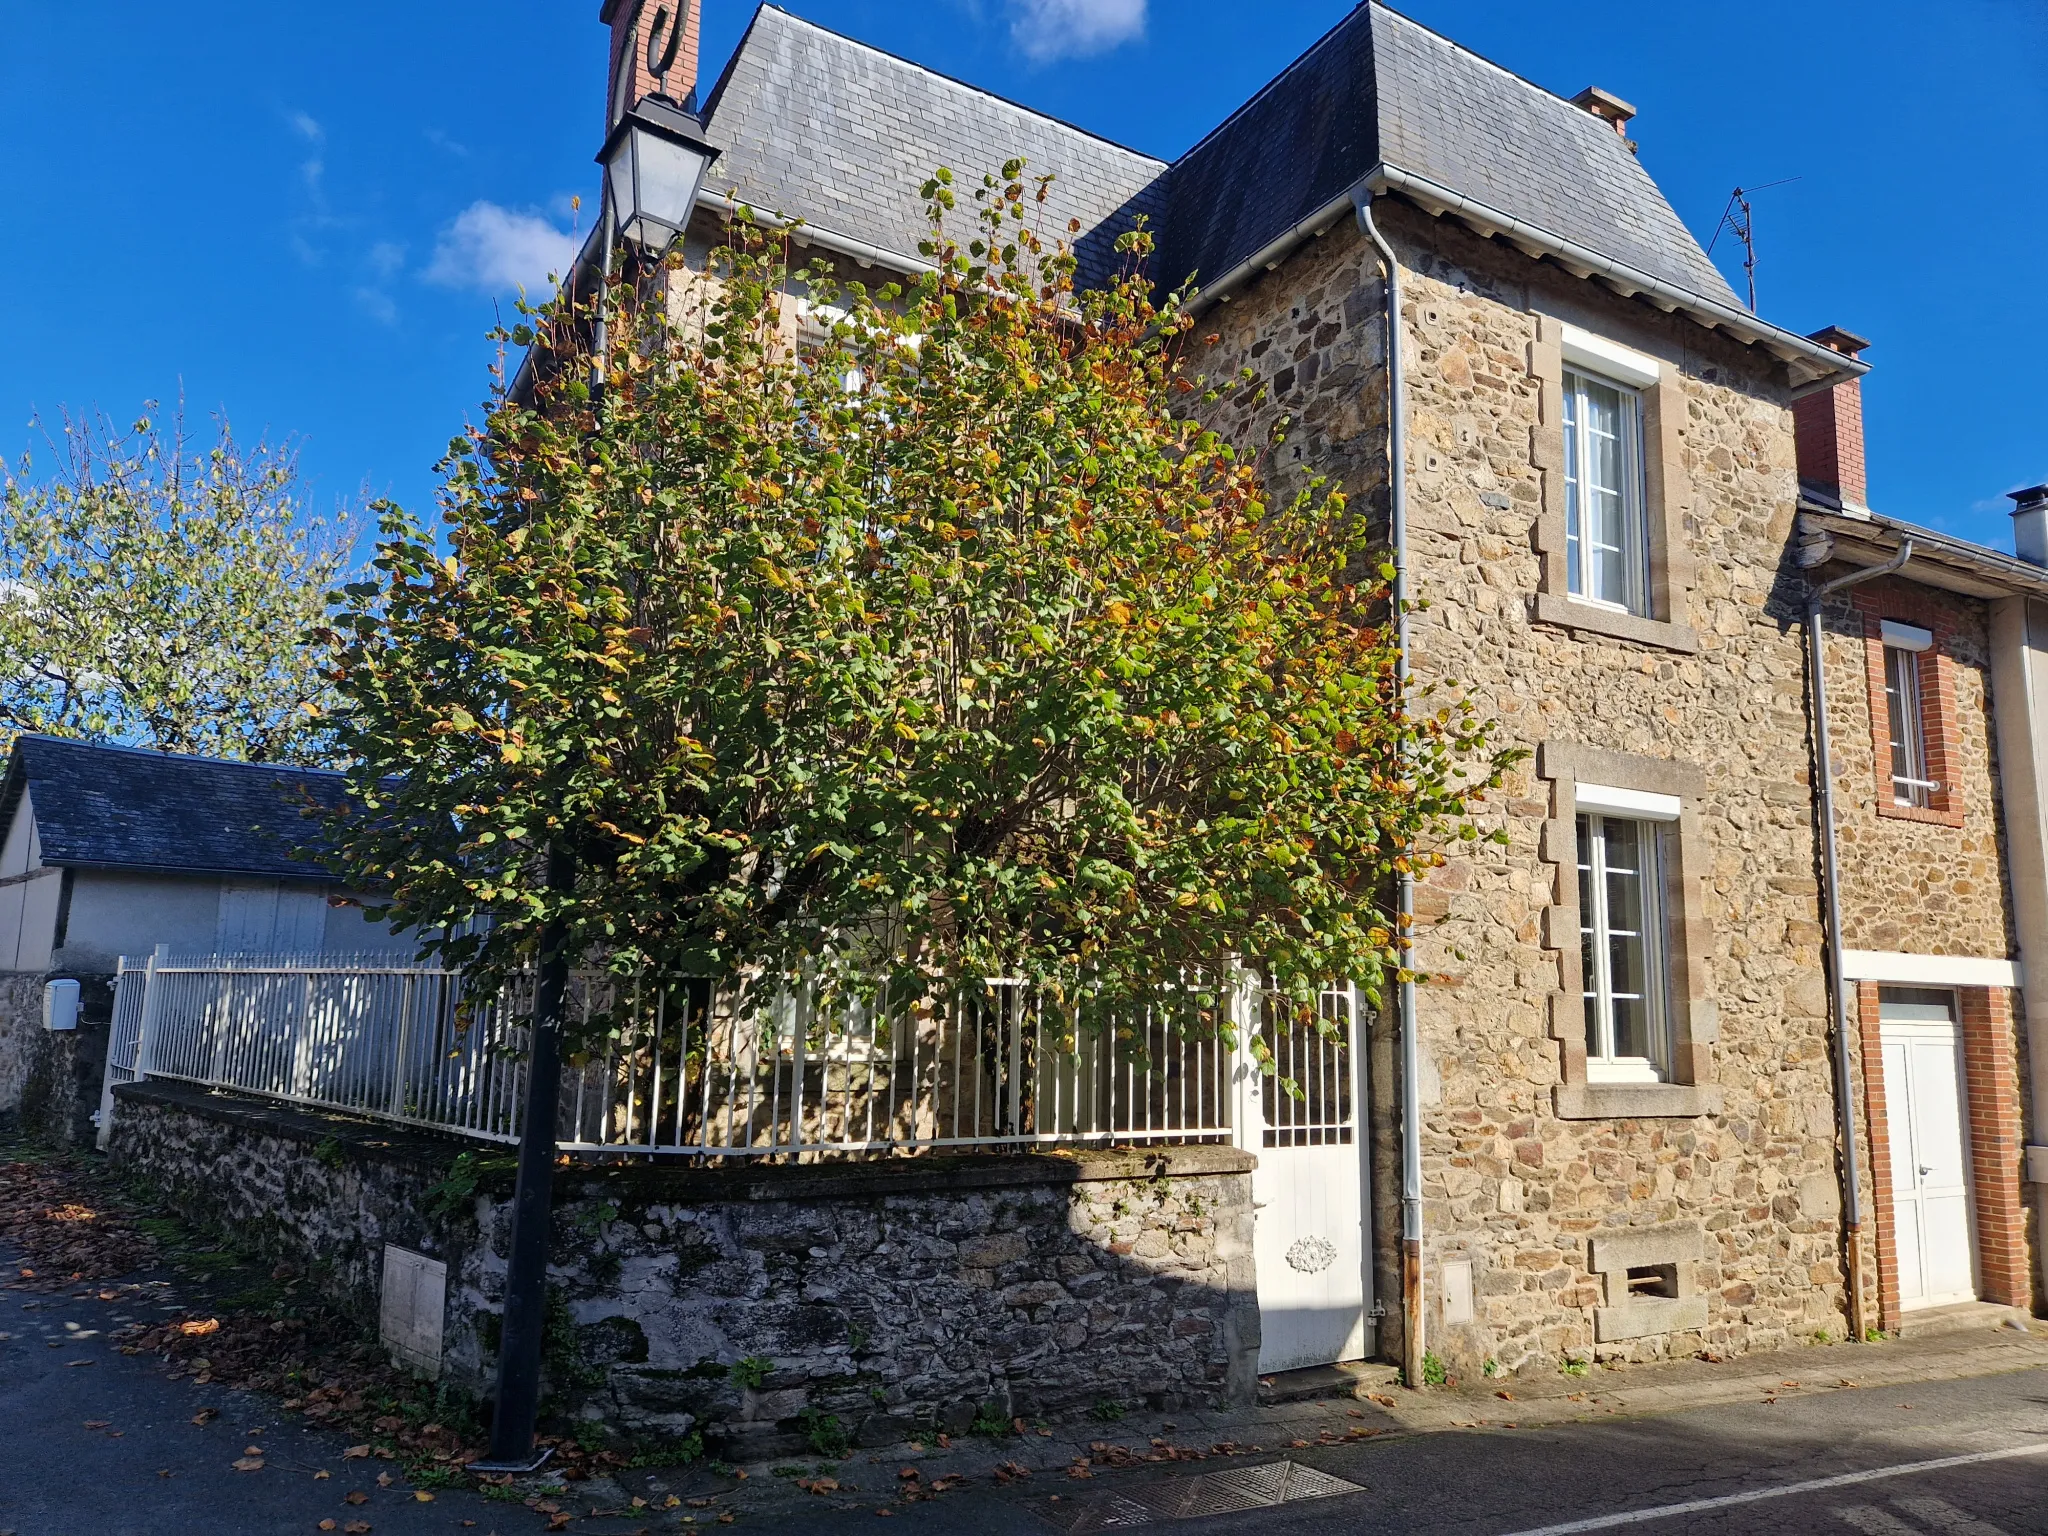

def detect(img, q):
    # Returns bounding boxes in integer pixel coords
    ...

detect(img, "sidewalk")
[671,1315,2048,1525]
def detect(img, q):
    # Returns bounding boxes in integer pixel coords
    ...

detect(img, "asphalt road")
[4,1260,2043,1536]
[758,1366,2048,1536]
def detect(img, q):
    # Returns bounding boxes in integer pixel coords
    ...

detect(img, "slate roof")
[1168,4,1741,308]
[699,2,1739,314]
[700,6,1169,291]
[0,736,348,881]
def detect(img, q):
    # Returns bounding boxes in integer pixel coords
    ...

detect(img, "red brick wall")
[1794,378,1868,508]
[1856,982,1903,1330]
[1959,988,2031,1309]
[606,0,701,128]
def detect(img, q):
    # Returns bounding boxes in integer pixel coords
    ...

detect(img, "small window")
[1884,644,1936,808]
[1562,368,1649,615]
[1579,813,1670,1082]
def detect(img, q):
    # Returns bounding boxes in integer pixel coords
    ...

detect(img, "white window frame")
[1884,643,1936,808]
[1562,365,1651,617]
[1578,811,1672,1084]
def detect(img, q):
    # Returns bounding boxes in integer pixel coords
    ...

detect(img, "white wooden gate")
[1237,984,1372,1373]
[1879,988,1976,1309]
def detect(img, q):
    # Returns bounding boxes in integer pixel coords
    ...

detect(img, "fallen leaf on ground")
[342,1445,370,1459]
[375,1471,393,1488]
[192,1409,218,1426]
[344,1491,369,1505]
[232,1456,265,1472]
[178,1318,221,1338]
[313,1470,330,1480]
[319,1522,337,1532]
[83,1419,111,1428]
[344,1523,372,1535]
[413,1491,433,1503]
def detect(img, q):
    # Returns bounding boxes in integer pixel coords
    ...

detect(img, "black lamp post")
[472,97,714,1478]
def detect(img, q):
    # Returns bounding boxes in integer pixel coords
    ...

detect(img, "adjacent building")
[0,735,405,1144]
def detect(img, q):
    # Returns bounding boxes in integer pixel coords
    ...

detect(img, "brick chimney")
[1571,87,1637,137]
[1793,325,1873,514]
[602,0,701,130]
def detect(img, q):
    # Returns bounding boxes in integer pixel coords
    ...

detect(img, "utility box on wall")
[43,979,80,1032]
[380,1244,447,1377]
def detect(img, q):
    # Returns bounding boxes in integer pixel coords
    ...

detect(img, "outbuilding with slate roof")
[0,735,402,1146]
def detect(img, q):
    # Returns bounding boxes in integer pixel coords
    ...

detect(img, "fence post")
[290,968,317,1100]
[390,970,418,1120]
[134,943,170,1081]
[1227,962,1263,1153]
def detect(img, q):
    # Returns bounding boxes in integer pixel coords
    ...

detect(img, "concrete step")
[1258,1359,1404,1404]
[1892,1300,2038,1340]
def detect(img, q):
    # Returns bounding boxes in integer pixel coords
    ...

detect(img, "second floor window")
[1884,640,1934,808]
[1563,367,1649,615]
[1579,812,1669,1083]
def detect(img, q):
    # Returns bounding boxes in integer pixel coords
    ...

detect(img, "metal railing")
[108,951,1268,1158]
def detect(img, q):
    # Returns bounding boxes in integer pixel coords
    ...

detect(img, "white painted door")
[1879,989,1976,1309]
[1241,985,1369,1373]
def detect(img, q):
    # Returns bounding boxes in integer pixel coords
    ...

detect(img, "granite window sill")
[1533,593,1699,655]
[1554,1082,1722,1120]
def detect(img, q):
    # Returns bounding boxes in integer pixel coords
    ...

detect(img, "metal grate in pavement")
[1055,1460,1364,1532]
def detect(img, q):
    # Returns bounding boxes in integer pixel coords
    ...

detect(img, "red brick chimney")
[1793,325,1872,513]
[602,0,701,130]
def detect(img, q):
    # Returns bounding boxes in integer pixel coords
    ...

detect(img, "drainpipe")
[1806,539,1912,1344]
[1354,190,1426,1389]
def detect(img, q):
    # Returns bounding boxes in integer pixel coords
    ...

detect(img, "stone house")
[0,735,406,1145]
[1792,350,2043,1332]
[98,1,2040,1445]
[593,0,1894,1383]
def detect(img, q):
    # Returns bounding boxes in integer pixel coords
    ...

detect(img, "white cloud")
[425,202,580,295]
[1008,0,1146,61]
[290,110,324,144]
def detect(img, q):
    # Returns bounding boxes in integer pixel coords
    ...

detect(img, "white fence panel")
[111,955,1249,1159]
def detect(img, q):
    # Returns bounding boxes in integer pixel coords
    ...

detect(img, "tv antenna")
[1705,177,1801,312]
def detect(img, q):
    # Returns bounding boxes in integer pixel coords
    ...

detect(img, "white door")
[1240,985,1370,1373]
[1879,989,1976,1309]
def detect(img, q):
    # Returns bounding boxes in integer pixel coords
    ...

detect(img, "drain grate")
[1055,1460,1364,1532]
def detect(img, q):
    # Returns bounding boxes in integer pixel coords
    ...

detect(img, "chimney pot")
[1793,324,1872,514]
[1571,86,1637,136]
[2011,485,2048,568]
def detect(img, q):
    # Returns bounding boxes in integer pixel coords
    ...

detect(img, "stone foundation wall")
[0,970,114,1147]
[110,1080,1259,1450]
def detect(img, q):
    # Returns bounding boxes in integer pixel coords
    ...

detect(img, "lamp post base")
[468,1446,556,1476]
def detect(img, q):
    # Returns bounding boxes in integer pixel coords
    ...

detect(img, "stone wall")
[1191,202,1848,1375]
[1820,577,2014,959]
[110,1080,1259,1450]
[0,969,113,1147]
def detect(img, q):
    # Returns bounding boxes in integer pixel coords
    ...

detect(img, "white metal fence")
[99,951,1316,1159]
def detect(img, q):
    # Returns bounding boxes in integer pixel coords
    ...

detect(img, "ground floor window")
[1578,812,1670,1082]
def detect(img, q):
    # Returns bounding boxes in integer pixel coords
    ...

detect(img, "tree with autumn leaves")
[318,162,1516,1033]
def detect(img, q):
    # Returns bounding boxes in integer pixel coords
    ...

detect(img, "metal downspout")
[1807,539,1912,1343]
[1355,190,1425,1389]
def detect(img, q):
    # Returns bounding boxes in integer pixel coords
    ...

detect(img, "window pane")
[1580,814,1668,1072]
[1885,645,1929,807]
[1564,386,1583,596]
[1578,815,1600,1056]
[1564,370,1646,614]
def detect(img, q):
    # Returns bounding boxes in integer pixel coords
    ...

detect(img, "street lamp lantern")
[598,95,716,255]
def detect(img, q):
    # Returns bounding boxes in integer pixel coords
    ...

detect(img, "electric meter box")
[43,978,80,1032]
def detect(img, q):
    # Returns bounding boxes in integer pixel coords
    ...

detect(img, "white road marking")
[1894,1495,2009,1535]
[1490,1443,2048,1536]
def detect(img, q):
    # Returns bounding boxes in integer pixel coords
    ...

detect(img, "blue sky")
[2,1,2042,551]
